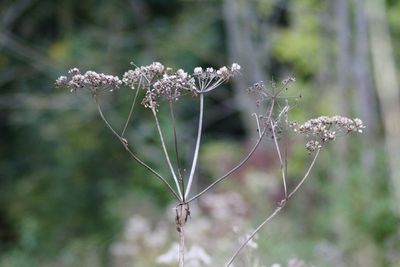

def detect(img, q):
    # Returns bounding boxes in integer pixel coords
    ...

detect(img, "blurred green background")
[1,0,400,266]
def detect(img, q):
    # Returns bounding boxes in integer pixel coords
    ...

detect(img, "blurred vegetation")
[1,0,399,266]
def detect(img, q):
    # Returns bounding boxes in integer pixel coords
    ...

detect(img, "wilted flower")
[291,116,365,152]
[122,62,165,89]
[55,76,67,86]
[55,68,122,94]
[231,63,241,72]
[193,67,203,75]
[141,69,197,110]
[192,63,241,92]
[282,77,296,86]
[305,140,322,152]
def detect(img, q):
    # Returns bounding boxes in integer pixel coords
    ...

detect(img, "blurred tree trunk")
[316,1,335,96]
[333,0,351,240]
[353,0,379,172]
[222,0,265,136]
[335,0,351,178]
[366,0,400,216]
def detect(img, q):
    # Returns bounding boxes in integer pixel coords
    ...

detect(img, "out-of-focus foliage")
[1,0,399,266]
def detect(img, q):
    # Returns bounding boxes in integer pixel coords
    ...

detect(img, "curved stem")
[252,113,262,138]
[94,97,180,201]
[226,205,284,267]
[226,149,321,266]
[152,108,183,200]
[287,149,320,199]
[184,93,204,199]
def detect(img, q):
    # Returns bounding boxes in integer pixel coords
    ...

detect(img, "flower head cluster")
[122,62,165,89]
[193,63,240,79]
[193,63,241,92]
[142,69,196,110]
[281,77,296,86]
[56,62,241,110]
[55,68,122,93]
[248,77,298,107]
[291,116,365,152]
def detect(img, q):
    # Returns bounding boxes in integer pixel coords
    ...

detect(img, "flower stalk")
[56,62,364,266]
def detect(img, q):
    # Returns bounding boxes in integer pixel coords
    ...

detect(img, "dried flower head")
[55,68,122,94]
[291,116,365,152]
[140,63,239,110]
[248,77,299,109]
[122,62,165,89]
[247,78,300,141]
[141,69,196,110]
[192,63,241,92]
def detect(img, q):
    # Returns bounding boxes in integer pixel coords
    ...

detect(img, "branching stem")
[225,148,321,267]
[152,108,183,200]
[187,126,266,204]
[93,97,181,200]
[186,99,275,203]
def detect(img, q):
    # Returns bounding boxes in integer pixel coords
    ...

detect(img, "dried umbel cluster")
[122,62,165,88]
[55,62,366,266]
[55,68,122,93]
[247,77,297,108]
[56,62,241,111]
[290,116,365,152]
[193,63,241,91]
[142,68,197,109]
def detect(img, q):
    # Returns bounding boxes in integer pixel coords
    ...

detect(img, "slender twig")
[270,120,287,198]
[226,205,284,267]
[94,97,123,139]
[152,108,183,200]
[276,104,289,124]
[287,149,320,199]
[184,93,204,199]
[93,97,181,200]
[121,78,141,137]
[225,148,321,267]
